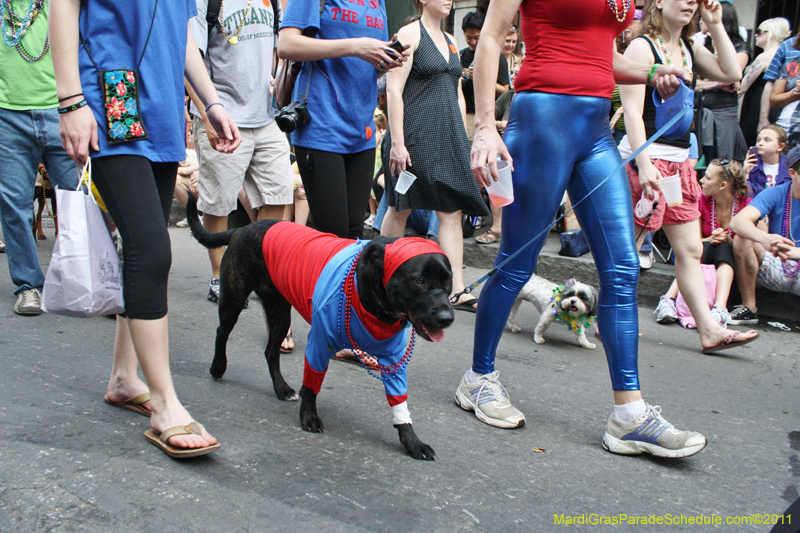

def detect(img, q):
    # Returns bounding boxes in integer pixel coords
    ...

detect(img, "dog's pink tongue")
[424,326,445,342]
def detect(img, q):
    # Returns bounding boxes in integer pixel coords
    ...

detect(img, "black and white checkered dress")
[383,23,489,217]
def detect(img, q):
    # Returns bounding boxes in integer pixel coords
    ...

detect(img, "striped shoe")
[602,404,706,458]
[454,370,525,429]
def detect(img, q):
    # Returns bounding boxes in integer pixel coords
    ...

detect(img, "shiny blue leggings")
[473,92,641,391]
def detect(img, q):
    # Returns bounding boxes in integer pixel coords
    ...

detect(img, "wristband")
[647,64,661,86]
[58,92,83,103]
[205,102,223,113]
[57,99,88,114]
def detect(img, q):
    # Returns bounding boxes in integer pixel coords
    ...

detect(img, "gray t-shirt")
[189,0,276,128]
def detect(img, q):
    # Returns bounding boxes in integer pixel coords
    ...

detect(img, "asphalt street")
[1,224,799,532]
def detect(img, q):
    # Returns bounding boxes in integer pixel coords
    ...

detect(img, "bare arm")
[386,23,418,177]
[730,205,794,252]
[469,0,521,186]
[49,0,97,164]
[277,27,405,70]
[769,78,800,108]
[691,1,743,83]
[758,81,773,129]
[739,53,766,94]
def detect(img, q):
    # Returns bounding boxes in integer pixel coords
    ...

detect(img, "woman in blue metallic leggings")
[452,0,723,459]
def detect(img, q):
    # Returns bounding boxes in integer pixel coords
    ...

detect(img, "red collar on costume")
[381,238,446,287]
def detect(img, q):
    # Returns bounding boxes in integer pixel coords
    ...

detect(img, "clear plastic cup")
[485,160,514,207]
[395,170,417,194]
[659,174,683,207]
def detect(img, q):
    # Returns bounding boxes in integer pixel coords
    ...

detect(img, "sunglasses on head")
[712,158,733,178]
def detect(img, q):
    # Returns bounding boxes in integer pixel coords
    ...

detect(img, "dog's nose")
[436,307,455,328]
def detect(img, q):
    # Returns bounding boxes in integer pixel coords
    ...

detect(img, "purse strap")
[79,0,160,73]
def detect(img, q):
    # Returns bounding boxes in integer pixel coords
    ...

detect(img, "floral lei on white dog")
[551,282,595,333]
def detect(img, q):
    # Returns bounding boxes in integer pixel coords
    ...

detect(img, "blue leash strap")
[452,105,690,302]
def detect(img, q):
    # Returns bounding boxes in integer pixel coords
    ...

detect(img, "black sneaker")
[728,305,758,325]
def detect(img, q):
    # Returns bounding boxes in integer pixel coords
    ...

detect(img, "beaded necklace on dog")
[710,195,739,237]
[656,35,693,82]
[551,284,595,333]
[607,0,631,23]
[339,250,416,381]
[781,187,800,277]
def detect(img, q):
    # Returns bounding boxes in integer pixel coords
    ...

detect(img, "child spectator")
[742,124,791,198]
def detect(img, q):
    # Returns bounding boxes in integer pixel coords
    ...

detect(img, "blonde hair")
[710,159,751,199]
[640,0,699,44]
[760,17,791,47]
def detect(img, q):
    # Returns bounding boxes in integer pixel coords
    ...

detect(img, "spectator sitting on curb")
[730,145,800,324]
[742,124,791,198]
[653,159,751,327]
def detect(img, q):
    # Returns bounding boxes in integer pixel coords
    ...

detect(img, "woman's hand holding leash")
[59,105,99,166]
[651,64,691,99]
[637,161,664,201]
[471,124,513,188]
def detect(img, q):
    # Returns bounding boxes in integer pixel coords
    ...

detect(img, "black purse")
[558,229,590,258]
[79,0,158,144]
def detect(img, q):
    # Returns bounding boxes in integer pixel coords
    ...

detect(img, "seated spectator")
[654,159,751,327]
[742,124,791,198]
[730,146,800,324]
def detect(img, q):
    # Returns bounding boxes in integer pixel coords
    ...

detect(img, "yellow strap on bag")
[79,159,108,212]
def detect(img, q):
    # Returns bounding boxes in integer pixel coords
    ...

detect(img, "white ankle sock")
[468,369,483,382]
[614,399,647,423]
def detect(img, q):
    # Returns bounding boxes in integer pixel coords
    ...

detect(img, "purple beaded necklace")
[781,186,800,277]
[710,195,739,237]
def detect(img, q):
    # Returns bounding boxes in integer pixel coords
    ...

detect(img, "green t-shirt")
[0,0,58,110]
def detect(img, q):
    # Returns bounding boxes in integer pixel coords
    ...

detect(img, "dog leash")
[451,105,691,304]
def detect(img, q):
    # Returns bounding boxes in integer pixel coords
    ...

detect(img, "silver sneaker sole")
[602,432,706,458]
[727,318,758,325]
[454,387,525,429]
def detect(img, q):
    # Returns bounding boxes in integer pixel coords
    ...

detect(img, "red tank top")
[514,0,633,98]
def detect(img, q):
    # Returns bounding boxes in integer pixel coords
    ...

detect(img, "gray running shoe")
[710,306,731,328]
[208,277,220,303]
[654,295,678,324]
[602,404,706,458]
[455,370,525,429]
[728,305,758,325]
[14,288,42,316]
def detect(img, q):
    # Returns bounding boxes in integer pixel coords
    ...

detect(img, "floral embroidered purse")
[79,0,158,144]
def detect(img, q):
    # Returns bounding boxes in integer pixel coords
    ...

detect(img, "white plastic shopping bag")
[41,159,125,317]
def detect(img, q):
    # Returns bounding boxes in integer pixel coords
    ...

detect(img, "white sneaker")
[208,277,220,303]
[364,214,375,227]
[175,218,189,228]
[654,295,678,324]
[454,370,525,429]
[602,404,706,458]
[639,250,654,270]
[710,306,730,328]
[14,288,42,316]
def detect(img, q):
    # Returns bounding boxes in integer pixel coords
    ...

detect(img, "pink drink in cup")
[485,160,514,207]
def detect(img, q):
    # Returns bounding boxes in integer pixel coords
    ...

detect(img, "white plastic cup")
[395,170,417,194]
[659,174,683,207]
[485,160,514,207]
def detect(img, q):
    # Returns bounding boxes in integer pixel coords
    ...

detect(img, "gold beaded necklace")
[220,0,253,45]
[656,34,693,82]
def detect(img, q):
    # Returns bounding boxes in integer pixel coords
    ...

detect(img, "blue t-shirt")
[306,242,411,402]
[280,0,388,154]
[79,0,196,162]
[764,39,800,82]
[749,182,800,245]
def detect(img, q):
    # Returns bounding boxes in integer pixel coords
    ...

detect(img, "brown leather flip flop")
[144,422,220,459]
[104,392,152,417]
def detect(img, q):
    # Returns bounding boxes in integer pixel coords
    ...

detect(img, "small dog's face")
[386,254,455,342]
[558,280,597,318]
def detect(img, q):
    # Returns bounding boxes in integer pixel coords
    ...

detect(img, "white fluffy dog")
[507,275,598,349]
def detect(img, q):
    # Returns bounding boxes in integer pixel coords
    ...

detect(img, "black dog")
[186,194,454,460]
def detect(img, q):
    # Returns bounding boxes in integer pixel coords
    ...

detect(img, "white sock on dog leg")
[392,401,412,425]
[614,399,647,423]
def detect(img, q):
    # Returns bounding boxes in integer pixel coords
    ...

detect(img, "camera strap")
[300,62,314,103]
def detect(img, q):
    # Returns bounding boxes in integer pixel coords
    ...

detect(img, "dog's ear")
[587,288,599,316]
[565,278,575,288]
[359,237,392,290]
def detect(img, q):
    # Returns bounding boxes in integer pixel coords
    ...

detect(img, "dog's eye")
[415,277,425,285]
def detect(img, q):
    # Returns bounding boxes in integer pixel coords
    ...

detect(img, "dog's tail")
[186,192,238,249]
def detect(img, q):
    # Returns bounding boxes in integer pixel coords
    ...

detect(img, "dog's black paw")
[275,384,298,401]
[395,423,435,461]
[209,363,226,381]
[300,411,324,433]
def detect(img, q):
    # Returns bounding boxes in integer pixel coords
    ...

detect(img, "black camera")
[276,100,310,133]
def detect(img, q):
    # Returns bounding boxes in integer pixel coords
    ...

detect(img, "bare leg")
[713,262,734,309]
[380,207,411,238]
[203,213,228,278]
[733,235,763,311]
[488,203,502,235]
[105,316,151,408]
[437,210,474,307]
[173,176,190,208]
[128,316,216,448]
[663,222,758,348]
[614,390,643,405]
[257,204,285,221]
[665,279,679,299]
[294,195,310,226]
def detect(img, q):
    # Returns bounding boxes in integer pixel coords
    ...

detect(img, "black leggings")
[91,155,177,320]
[294,146,375,239]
